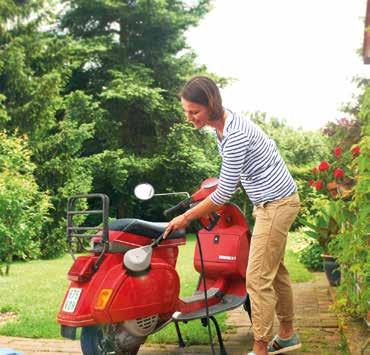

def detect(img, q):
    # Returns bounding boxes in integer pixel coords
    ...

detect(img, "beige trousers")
[246,193,300,342]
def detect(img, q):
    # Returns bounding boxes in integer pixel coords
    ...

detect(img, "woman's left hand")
[163,214,189,239]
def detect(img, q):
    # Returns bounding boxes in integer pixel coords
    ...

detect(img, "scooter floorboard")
[172,295,245,322]
[181,287,220,303]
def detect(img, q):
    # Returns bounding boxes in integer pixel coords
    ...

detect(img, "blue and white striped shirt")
[210,110,297,206]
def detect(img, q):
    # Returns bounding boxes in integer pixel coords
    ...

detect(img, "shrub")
[0,132,50,275]
[298,242,324,271]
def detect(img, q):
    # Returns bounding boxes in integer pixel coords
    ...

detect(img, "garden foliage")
[0,0,216,262]
[0,132,50,274]
[329,87,369,319]
[300,82,369,318]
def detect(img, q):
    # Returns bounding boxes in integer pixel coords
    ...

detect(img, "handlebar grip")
[163,197,191,217]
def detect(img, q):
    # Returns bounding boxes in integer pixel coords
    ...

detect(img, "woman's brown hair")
[180,76,224,121]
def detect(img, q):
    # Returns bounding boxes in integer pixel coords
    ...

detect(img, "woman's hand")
[163,214,190,239]
[162,197,220,239]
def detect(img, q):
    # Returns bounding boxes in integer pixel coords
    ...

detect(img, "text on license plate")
[63,288,82,313]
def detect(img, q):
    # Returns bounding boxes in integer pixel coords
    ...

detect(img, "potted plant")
[304,143,360,286]
[301,198,341,286]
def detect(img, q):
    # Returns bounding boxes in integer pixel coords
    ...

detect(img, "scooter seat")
[108,218,186,239]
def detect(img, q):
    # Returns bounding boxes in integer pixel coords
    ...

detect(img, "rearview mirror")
[134,183,155,200]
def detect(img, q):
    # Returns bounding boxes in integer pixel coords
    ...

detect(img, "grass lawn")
[0,232,312,342]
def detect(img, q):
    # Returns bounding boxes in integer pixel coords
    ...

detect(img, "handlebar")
[164,198,221,231]
[163,197,192,217]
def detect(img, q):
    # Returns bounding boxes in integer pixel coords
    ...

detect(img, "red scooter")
[57,177,252,354]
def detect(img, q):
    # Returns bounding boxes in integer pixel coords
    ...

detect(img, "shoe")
[268,333,302,354]
[247,352,256,355]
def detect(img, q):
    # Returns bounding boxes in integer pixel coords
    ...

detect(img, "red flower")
[312,167,319,175]
[309,179,315,187]
[315,180,324,190]
[351,145,360,157]
[334,168,344,179]
[319,161,330,171]
[333,146,342,158]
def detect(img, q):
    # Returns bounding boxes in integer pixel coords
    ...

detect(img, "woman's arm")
[163,196,220,238]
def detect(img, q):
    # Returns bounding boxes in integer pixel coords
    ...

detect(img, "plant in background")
[329,136,369,317]
[0,132,50,275]
[300,197,340,255]
[309,144,357,201]
[302,119,363,256]
[328,83,369,319]
[298,242,324,271]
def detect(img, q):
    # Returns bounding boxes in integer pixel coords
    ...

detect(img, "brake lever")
[205,212,221,231]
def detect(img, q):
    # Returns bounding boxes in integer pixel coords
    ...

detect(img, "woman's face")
[181,98,211,129]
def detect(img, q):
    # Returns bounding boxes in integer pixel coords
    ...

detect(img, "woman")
[163,76,301,355]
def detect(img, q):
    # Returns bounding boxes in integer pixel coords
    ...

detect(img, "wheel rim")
[96,326,116,355]
[92,324,143,355]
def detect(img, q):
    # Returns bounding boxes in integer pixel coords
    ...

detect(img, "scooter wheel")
[81,326,110,355]
[80,325,142,355]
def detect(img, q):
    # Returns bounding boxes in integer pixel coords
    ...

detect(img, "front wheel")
[80,325,145,355]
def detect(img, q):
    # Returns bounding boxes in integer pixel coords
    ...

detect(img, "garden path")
[0,273,345,355]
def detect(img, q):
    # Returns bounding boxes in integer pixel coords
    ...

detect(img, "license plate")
[63,288,82,313]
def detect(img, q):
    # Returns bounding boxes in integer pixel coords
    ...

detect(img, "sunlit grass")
[0,254,71,338]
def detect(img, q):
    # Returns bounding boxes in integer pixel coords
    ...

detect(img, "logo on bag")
[218,255,236,261]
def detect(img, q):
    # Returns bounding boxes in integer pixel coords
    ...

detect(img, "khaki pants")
[246,193,300,342]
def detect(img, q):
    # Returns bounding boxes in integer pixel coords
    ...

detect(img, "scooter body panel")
[57,253,123,327]
[58,254,180,327]
[108,261,180,322]
[194,203,251,297]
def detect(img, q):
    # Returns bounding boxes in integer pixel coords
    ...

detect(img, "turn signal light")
[95,289,113,310]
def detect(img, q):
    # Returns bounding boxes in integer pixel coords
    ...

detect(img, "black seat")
[108,218,186,239]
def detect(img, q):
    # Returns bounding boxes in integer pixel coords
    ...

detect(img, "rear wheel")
[80,325,144,355]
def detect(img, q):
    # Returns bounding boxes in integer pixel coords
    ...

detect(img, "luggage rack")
[66,194,110,269]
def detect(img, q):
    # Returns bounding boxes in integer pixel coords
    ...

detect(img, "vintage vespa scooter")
[57,177,252,354]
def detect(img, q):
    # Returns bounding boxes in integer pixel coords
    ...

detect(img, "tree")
[0,132,50,274]
[57,0,218,220]
[0,0,217,257]
[60,0,212,154]
[0,3,98,257]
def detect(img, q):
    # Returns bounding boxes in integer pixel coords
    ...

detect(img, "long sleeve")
[210,131,249,205]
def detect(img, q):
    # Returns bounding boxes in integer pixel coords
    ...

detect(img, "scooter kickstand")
[174,321,186,348]
[210,316,227,355]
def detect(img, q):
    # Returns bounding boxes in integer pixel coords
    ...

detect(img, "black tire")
[81,326,108,355]
[80,325,142,355]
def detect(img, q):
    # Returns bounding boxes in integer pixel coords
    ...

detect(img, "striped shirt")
[210,110,297,206]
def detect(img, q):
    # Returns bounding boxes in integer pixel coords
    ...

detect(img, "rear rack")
[66,194,110,269]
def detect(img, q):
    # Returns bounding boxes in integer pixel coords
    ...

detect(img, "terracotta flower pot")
[327,181,338,198]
